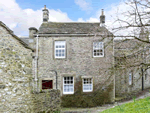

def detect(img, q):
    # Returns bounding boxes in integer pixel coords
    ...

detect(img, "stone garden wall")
[31,90,61,113]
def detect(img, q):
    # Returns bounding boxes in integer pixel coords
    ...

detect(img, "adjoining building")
[0,21,33,112]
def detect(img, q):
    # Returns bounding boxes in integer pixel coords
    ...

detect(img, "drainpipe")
[113,38,115,102]
[35,35,39,92]
[142,67,144,91]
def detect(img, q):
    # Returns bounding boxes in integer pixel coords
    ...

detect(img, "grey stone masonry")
[0,22,33,113]
[37,35,115,102]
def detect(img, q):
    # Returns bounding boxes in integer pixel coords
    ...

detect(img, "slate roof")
[114,39,149,57]
[39,22,112,35]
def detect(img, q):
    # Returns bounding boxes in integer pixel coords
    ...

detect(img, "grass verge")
[101,96,150,113]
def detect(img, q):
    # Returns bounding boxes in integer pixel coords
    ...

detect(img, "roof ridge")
[0,21,33,50]
[47,22,100,24]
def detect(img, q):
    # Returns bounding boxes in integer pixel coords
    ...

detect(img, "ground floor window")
[63,76,74,94]
[83,78,93,92]
[42,80,53,89]
[129,72,132,85]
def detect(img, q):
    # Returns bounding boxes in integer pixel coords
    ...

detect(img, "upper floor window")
[83,78,93,92]
[93,42,104,57]
[55,41,66,58]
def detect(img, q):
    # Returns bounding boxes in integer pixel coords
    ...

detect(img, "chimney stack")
[100,9,105,27]
[42,5,49,22]
[29,27,38,38]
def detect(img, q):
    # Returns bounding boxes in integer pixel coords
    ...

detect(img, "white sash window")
[83,78,93,92]
[55,41,66,58]
[93,42,104,57]
[63,76,74,94]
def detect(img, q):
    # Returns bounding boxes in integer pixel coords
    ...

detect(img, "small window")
[93,42,104,57]
[145,70,148,80]
[145,74,147,80]
[129,72,132,85]
[42,80,53,89]
[83,78,93,92]
[63,77,74,94]
[55,41,66,58]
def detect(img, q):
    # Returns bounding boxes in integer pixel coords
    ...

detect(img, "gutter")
[33,34,113,37]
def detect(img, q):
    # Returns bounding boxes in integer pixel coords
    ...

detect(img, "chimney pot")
[102,9,104,15]
[100,9,105,27]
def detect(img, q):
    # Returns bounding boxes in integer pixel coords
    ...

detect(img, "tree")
[110,0,150,96]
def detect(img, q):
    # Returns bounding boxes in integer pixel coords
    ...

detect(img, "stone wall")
[0,23,33,112]
[37,36,115,106]
[31,90,61,113]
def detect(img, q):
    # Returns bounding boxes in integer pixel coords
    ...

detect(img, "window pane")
[42,80,53,89]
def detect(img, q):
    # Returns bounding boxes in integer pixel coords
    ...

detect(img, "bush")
[61,79,113,107]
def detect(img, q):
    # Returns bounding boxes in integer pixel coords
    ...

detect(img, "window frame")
[93,42,104,57]
[63,76,74,94]
[54,41,66,59]
[82,78,93,92]
[129,72,133,85]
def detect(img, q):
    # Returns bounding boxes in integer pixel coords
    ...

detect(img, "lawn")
[101,96,150,113]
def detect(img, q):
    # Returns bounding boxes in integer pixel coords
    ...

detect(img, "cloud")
[74,0,92,12]
[0,0,73,36]
[80,1,138,37]
[77,18,85,22]
[77,17,99,22]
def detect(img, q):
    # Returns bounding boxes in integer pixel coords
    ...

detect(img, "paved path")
[62,91,150,113]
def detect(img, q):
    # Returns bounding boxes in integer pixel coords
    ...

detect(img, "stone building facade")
[1,5,149,110]
[27,5,150,106]
[28,6,115,107]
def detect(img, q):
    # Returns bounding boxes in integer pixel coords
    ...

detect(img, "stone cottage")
[114,38,150,98]
[0,21,33,112]
[29,5,115,107]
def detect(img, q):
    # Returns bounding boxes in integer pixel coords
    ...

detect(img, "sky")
[0,0,127,37]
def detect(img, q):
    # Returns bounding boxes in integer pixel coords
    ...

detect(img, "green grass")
[101,96,150,113]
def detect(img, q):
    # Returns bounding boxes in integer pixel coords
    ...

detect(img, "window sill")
[63,92,74,95]
[54,57,67,60]
[93,56,104,58]
[83,90,93,92]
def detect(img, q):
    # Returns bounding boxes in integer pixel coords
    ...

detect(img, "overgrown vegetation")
[61,78,114,107]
